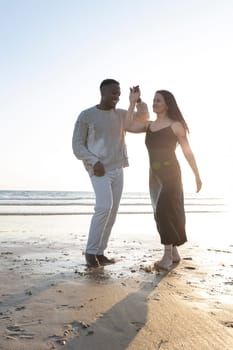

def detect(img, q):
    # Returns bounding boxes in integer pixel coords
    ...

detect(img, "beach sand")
[0,213,233,349]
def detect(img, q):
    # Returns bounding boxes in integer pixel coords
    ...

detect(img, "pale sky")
[1,0,233,195]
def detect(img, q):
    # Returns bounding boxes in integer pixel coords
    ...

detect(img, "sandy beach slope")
[0,214,233,349]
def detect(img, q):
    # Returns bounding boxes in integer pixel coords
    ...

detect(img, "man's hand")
[133,85,139,92]
[93,161,105,176]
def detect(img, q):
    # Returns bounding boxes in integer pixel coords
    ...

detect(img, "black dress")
[145,125,187,246]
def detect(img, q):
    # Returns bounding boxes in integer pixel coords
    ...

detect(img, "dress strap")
[146,121,153,132]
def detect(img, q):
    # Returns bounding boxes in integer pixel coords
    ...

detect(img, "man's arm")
[72,115,99,166]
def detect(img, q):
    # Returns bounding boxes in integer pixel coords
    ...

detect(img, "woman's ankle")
[172,246,181,262]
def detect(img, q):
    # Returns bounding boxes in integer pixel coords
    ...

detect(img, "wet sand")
[0,214,233,349]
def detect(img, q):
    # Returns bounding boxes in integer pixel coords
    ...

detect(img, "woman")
[128,88,202,271]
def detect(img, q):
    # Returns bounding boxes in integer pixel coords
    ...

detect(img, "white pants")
[86,168,123,255]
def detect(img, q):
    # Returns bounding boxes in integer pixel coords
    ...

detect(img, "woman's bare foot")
[154,245,173,271]
[172,246,181,263]
[153,260,172,271]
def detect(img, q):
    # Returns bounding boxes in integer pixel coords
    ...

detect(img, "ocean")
[0,190,227,215]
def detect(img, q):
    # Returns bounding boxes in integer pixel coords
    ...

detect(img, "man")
[72,79,148,267]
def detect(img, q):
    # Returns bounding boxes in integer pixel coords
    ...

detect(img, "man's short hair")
[100,79,119,90]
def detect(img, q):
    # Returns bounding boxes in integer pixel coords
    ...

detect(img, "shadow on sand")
[63,269,169,350]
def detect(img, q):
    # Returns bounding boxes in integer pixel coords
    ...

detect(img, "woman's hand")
[196,177,202,192]
[129,85,141,105]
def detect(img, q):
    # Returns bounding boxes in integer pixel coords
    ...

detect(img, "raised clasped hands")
[129,85,141,104]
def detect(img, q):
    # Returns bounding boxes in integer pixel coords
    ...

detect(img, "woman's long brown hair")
[156,90,189,133]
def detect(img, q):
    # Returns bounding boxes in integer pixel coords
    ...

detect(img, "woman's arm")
[125,88,150,133]
[172,122,202,192]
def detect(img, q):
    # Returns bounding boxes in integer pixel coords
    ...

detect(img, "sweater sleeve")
[72,114,99,166]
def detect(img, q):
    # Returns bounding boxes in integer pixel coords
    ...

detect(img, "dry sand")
[0,214,233,350]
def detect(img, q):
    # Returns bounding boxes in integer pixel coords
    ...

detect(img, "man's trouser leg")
[86,168,123,254]
[97,168,123,255]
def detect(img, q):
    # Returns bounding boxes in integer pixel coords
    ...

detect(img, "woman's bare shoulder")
[171,121,186,136]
